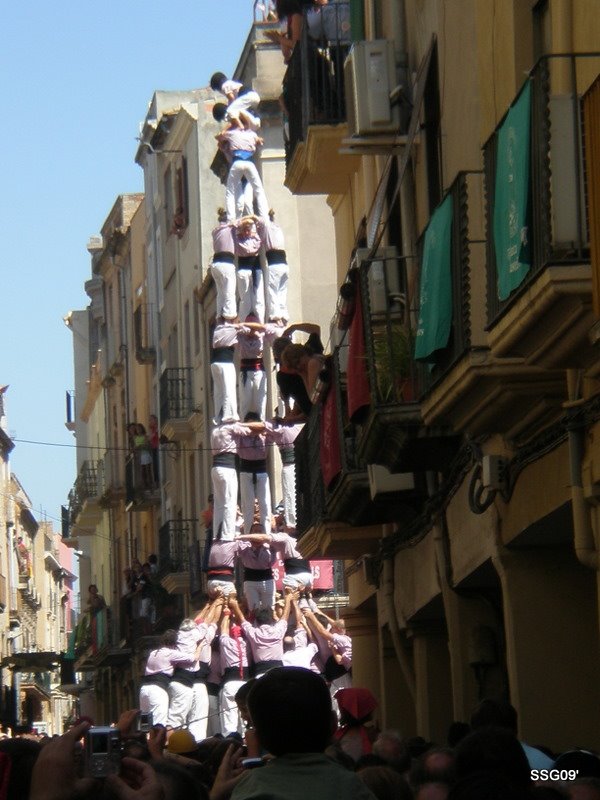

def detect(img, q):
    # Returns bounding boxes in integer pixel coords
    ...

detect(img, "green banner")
[415,193,454,362]
[493,80,532,301]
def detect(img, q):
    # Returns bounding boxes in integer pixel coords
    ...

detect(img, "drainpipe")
[381,525,416,701]
[565,369,598,569]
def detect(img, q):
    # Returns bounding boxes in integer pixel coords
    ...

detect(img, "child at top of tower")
[210,71,261,131]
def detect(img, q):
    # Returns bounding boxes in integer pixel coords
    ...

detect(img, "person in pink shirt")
[303,608,353,694]
[265,419,304,532]
[269,531,313,592]
[238,522,277,611]
[139,629,200,726]
[282,594,319,671]
[187,598,223,742]
[219,609,250,736]
[218,129,269,221]
[167,618,207,731]
[238,316,284,420]
[234,216,266,323]
[228,591,292,676]
[211,321,248,426]
[210,420,261,543]
[211,208,237,321]
[205,638,223,738]
[263,209,290,324]
[236,415,272,536]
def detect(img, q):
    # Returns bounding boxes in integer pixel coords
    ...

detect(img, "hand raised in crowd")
[209,743,245,800]
[106,756,165,800]
[29,720,94,800]
[147,724,167,760]
[115,708,141,738]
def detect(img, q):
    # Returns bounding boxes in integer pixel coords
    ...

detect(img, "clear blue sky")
[0,0,254,525]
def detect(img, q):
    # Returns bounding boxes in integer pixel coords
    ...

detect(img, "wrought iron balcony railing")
[485,53,599,326]
[67,461,100,523]
[158,519,198,576]
[282,1,350,166]
[159,368,194,422]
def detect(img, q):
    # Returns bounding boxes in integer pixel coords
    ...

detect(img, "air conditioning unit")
[352,246,403,316]
[344,40,400,136]
[367,464,414,499]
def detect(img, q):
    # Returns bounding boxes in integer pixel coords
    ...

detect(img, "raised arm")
[228,596,247,625]
[303,608,334,642]
[283,322,321,338]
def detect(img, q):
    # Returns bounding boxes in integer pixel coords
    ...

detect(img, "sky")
[0,0,254,527]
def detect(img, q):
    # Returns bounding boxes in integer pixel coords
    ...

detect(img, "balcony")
[125,453,161,511]
[159,368,198,440]
[283,2,360,194]
[134,303,156,365]
[294,351,424,559]
[20,671,52,701]
[67,461,102,533]
[485,54,600,369]
[74,608,130,670]
[98,451,126,508]
[158,519,198,594]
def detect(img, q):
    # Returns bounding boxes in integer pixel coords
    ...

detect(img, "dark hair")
[470,699,517,733]
[234,678,257,707]
[148,554,158,564]
[447,721,471,748]
[272,336,292,363]
[454,727,530,790]
[161,629,178,647]
[151,759,209,800]
[357,766,413,800]
[410,746,455,790]
[210,71,228,91]
[0,738,41,800]
[244,411,261,423]
[212,102,228,122]
[248,667,332,756]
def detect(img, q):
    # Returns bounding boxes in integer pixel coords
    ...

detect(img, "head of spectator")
[470,698,517,733]
[415,782,451,800]
[554,751,600,780]
[248,666,334,755]
[281,342,310,373]
[569,777,600,800]
[272,335,292,365]
[0,737,41,800]
[372,729,410,773]
[447,722,471,748]
[410,746,455,792]
[454,726,531,792]
[234,678,257,729]
[152,758,209,799]
[357,765,413,800]
[448,771,530,800]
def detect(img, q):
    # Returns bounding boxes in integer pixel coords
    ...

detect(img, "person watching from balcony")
[236,413,273,536]
[148,414,160,483]
[86,584,106,614]
[281,342,328,404]
[262,209,290,325]
[227,590,293,676]
[133,423,154,490]
[16,536,31,577]
[140,629,199,727]
[219,606,250,737]
[211,72,262,131]
[211,208,237,323]
[238,314,284,421]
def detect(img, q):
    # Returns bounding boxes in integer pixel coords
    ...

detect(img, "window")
[193,294,201,356]
[172,157,190,238]
[423,42,442,214]
[163,165,173,234]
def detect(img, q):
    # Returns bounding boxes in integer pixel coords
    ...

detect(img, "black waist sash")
[223,666,250,682]
[280,445,295,465]
[141,672,170,690]
[211,346,235,364]
[193,663,210,683]
[244,567,273,581]
[237,255,260,270]
[240,358,264,371]
[171,668,195,688]
[206,681,221,696]
[266,249,287,265]
[239,458,267,474]
[253,659,283,676]
[284,557,311,575]
[213,251,235,264]
[212,453,237,468]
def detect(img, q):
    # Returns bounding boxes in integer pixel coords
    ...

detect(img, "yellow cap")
[167,729,198,754]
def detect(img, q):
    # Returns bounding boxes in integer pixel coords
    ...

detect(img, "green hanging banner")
[493,80,532,301]
[414,193,454,362]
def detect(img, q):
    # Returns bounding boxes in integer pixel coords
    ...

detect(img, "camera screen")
[91,733,109,754]
[140,713,151,725]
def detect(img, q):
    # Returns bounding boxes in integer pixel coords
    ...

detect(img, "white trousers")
[225,160,269,221]
[211,260,237,319]
[211,465,238,542]
[267,261,289,322]
[239,369,267,420]
[139,684,169,727]
[240,471,271,535]
[207,692,221,737]
[282,570,313,590]
[188,682,209,743]
[207,578,237,596]
[243,578,275,611]
[167,681,193,728]
[237,267,265,323]
[211,362,238,426]
[281,462,296,528]
[227,91,261,131]
[220,679,247,736]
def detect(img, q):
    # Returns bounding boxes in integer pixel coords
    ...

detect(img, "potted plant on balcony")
[371,322,416,403]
